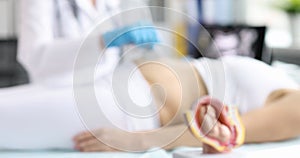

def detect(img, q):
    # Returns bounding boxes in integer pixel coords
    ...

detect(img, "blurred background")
[0,0,300,87]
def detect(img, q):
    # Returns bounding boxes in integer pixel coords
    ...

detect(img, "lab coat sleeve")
[18,0,102,83]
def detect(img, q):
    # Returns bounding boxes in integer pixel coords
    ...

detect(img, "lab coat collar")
[75,0,99,20]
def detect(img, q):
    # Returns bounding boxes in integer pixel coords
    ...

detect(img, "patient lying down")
[74,56,300,152]
[1,56,300,152]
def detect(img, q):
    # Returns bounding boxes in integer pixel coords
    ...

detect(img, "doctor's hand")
[102,22,159,49]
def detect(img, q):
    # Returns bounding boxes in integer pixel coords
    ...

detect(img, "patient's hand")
[73,129,117,152]
[73,128,145,152]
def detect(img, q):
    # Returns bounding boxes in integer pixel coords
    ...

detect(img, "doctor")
[18,0,157,84]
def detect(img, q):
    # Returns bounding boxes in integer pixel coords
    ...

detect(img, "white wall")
[0,0,292,48]
[0,0,18,38]
[244,0,292,48]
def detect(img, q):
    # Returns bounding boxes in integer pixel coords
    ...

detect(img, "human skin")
[73,58,300,152]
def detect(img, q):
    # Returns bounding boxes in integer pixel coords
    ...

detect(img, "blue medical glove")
[102,22,159,48]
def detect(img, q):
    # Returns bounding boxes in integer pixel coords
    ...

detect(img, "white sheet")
[0,61,160,150]
[1,137,300,158]
[272,60,300,86]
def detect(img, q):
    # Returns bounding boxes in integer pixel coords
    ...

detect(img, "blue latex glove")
[102,22,159,48]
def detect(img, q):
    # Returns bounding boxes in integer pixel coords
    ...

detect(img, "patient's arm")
[242,89,300,143]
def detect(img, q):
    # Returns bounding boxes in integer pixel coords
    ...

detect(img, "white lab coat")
[18,0,150,84]
[0,0,159,150]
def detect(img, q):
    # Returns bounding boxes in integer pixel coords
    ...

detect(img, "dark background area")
[0,39,29,88]
[187,25,267,61]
